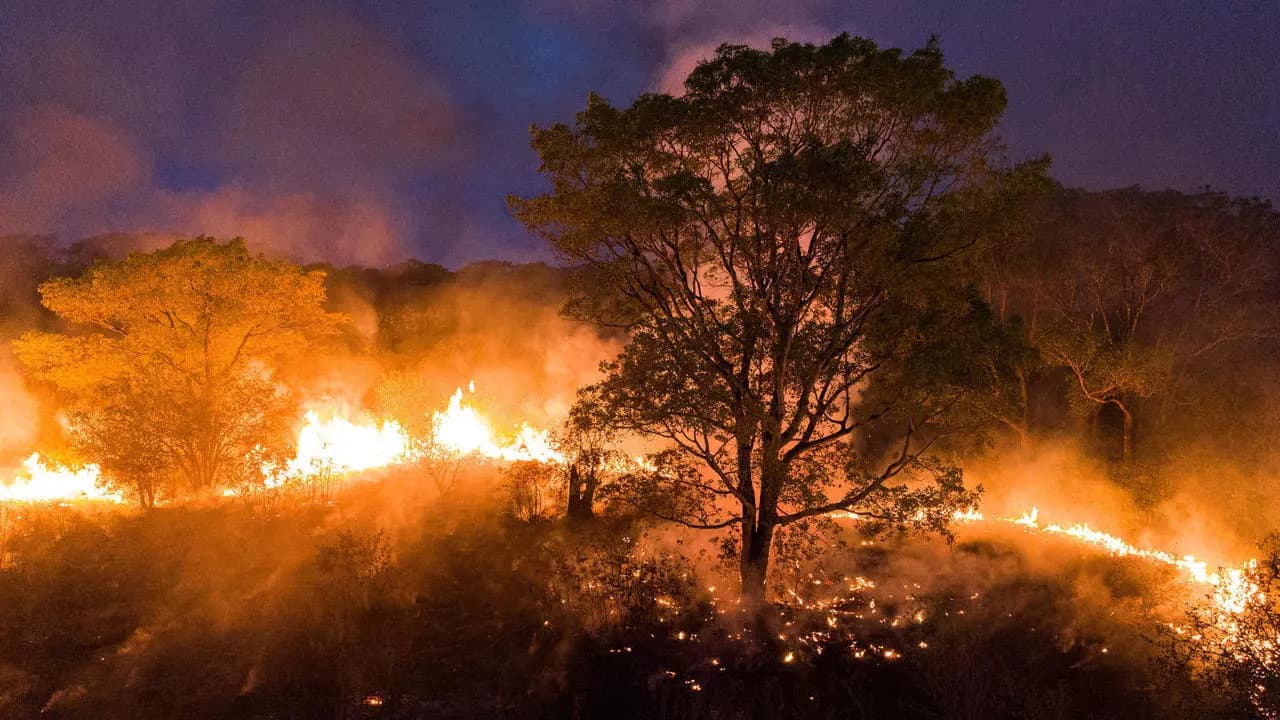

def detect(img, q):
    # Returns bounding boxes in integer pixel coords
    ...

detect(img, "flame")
[2,379,1260,636]
[13,381,568,503]
[265,410,413,484]
[253,383,563,489]
[430,386,563,463]
[1001,506,1259,618]
[1012,506,1039,527]
[841,504,1262,624]
[986,505,1268,673]
[0,453,120,504]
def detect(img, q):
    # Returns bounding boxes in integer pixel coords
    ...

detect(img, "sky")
[0,0,1276,267]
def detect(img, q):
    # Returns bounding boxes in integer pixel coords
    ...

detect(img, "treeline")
[0,240,602,501]
[975,188,1280,472]
[2,184,1277,500]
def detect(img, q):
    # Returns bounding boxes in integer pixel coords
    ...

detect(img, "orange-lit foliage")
[14,238,345,501]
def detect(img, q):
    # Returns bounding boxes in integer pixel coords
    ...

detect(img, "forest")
[0,35,1278,720]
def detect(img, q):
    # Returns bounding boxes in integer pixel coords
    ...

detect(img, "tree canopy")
[512,35,1042,599]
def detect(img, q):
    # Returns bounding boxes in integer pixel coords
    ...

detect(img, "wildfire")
[255,382,564,488]
[1000,506,1260,619]
[430,386,563,463]
[847,504,1262,623]
[267,410,413,483]
[3,379,1264,630]
[0,453,120,504]
[7,381,567,504]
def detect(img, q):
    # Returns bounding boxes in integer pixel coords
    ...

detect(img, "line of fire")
[1,31,1278,720]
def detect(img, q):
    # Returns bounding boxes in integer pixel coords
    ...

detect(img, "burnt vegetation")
[0,35,1278,720]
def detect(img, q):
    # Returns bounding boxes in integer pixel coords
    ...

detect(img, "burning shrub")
[503,460,557,522]
[545,524,705,633]
[1170,536,1280,718]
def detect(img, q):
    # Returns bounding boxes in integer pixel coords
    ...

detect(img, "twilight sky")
[0,0,1276,266]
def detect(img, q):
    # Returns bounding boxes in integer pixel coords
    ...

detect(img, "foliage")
[14,237,344,501]
[558,386,627,520]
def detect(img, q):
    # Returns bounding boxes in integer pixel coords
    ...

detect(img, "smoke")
[963,441,1263,572]
[0,348,40,461]
[0,3,455,266]
[652,22,836,95]
[642,0,837,94]
[158,186,404,266]
[0,105,150,233]
[357,262,619,429]
[420,279,618,425]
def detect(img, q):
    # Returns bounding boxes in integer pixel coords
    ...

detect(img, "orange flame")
[0,453,121,504]
[430,386,563,463]
[262,410,413,486]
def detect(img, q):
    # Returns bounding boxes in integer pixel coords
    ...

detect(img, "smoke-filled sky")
[1,0,1276,266]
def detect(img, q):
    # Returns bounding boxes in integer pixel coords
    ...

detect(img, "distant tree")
[512,35,1039,601]
[15,237,344,503]
[966,164,1055,449]
[999,190,1280,463]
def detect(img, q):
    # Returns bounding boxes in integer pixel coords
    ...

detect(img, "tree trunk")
[740,457,783,607]
[740,517,774,607]
[566,464,582,518]
[1117,401,1134,464]
[139,480,156,509]
[581,471,598,519]
[1016,367,1032,450]
[565,464,595,521]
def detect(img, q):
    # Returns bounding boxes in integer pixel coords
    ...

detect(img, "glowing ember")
[0,453,120,504]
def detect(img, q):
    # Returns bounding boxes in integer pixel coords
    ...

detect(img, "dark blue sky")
[0,0,1276,266]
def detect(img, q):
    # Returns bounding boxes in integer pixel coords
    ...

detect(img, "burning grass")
[0,466,1260,719]
[0,383,1269,717]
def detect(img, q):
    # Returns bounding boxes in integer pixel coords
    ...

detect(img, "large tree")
[512,35,1036,600]
[16,237,344,503]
